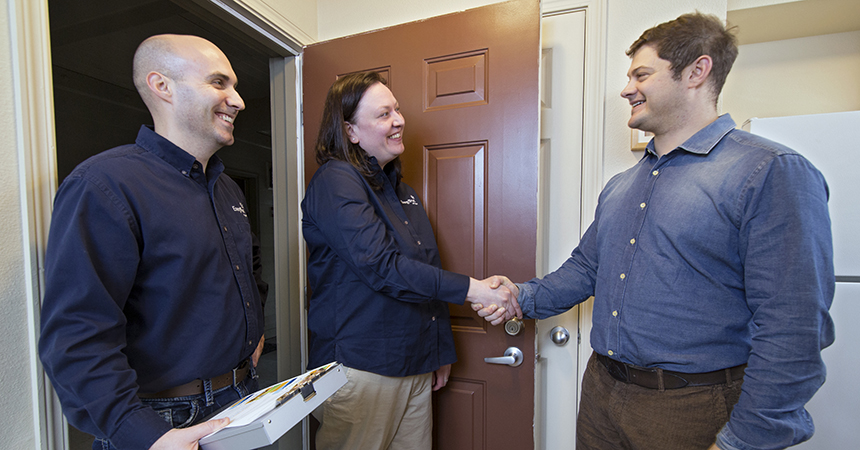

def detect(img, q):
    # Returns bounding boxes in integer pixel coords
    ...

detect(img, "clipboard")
[199,362,346,450]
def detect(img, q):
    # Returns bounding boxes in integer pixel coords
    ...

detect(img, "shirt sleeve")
[721,153,835,450]
[518,218,600,319]
[304,163,469,304]
[38,174,171,450]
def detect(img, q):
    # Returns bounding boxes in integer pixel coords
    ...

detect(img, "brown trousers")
[577,353,743,450]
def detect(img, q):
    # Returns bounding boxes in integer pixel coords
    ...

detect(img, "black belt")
[138,359,250,399]
[595,352,745,390]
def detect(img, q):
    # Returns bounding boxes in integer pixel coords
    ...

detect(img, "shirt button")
[181,170,188,175]
[404,220,409,225]
[432,316,436,321]
[193,163,199,169]
[629,238,636,245]
[417,240,422,245]
[248,340,253,346]
[235,265,241,270]
[640,202,646,209]
[223,226,228,232]
[612,310,618,317]
[652,170,659,176]
[246,302,250,307]
[608,350,614,356]
[620,273,626,280]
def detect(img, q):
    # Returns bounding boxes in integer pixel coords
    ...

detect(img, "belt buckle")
[232,359,249,386]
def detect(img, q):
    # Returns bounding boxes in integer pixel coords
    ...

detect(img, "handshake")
[465,276,522,326]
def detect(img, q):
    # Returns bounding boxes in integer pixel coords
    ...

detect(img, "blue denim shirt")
[302,159,469,377]
[39,126,265,450]
[518,115,835,449]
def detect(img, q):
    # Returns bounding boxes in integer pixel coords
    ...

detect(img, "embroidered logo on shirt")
[232,202,247,217]
[401,195,419,206]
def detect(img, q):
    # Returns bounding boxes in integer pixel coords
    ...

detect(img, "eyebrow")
[628,65,652,77]
[207,72,237,86]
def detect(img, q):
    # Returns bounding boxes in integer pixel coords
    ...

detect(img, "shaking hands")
[466,276,521,326]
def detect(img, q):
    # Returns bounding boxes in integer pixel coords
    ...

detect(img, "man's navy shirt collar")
[134,125,225,180]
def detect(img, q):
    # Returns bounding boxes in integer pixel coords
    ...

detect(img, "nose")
[228,88,245,111]
[393,109,405,127]
[620,79,636,99]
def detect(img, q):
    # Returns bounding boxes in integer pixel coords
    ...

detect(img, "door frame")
[11,0,307,448]
[540,0,606,428]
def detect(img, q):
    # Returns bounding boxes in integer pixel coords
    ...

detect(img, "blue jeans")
[93,366,259,450]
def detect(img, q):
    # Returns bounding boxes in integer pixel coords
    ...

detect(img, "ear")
[687,55,713,89]
[344,121,359,144]
[146,71,173,103]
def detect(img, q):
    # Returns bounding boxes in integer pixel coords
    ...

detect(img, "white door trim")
[10,0,63,447]
[537,0,605,448]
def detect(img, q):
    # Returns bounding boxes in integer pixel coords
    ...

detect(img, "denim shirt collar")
[645,114,737,158]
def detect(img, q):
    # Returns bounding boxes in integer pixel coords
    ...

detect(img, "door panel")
[425,142,485,278]
[302,0,540,448]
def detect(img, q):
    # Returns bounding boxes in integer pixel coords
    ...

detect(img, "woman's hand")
[433,364,452,391]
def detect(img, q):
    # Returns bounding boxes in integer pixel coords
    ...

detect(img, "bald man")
[39,34,267,450]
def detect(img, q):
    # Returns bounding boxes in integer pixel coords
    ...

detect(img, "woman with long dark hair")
[302,72,518,449]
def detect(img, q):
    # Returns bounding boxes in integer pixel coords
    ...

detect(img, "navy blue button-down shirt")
[302,159,469,377]
[39,126,264,449]
[518,115,834,450]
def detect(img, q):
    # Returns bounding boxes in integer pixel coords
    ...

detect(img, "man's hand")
[467,276,521,325]
[432,364,452,391]
[252,334,265,367]
[487,275,519,300]
[149,418,230,450]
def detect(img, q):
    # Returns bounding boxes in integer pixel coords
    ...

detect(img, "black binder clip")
[300,382,317,402]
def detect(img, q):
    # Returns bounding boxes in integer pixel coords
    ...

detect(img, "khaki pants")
[314,367,433,450]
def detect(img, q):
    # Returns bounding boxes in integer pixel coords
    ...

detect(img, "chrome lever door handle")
[484,347,523,367]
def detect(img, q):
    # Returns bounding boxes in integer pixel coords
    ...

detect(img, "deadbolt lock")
[505,317,525,336]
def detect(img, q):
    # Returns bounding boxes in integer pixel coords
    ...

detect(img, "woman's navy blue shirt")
[302,159,469,376]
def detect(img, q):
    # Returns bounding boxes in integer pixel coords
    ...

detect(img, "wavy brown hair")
[627,12,738,104]
[314,71,400,189]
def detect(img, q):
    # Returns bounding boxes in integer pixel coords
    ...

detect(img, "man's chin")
[217,135,236,147]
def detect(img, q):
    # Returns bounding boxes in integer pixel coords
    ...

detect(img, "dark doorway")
[47,1,279,448]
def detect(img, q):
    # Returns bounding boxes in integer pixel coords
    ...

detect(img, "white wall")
[0,3,37,450]
[270,0,319,39]
[722,30,860,124]
[231,0,320,43]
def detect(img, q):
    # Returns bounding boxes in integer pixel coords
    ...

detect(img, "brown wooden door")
[302,1,540,448]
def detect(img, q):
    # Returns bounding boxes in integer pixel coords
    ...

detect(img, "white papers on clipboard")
[199,362,346,450]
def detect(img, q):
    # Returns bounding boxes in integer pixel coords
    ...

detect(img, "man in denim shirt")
[479,12,834,450]
[39,35,267,450]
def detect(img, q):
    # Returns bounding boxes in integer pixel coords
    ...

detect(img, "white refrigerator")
[744,111,860,449]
